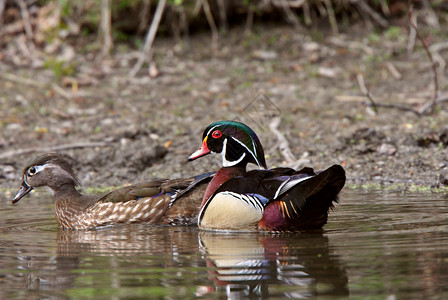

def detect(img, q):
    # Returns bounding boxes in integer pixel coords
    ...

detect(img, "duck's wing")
[260,165,346,231]
[161,172,215,225]
[97,172,215,205]
[96,180,164,204]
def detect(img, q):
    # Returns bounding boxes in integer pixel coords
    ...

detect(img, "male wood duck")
[188,121,346,232]
[12,153,214,230]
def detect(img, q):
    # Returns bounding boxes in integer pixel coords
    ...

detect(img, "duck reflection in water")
[16,227,347,298]
[198,232,348,298]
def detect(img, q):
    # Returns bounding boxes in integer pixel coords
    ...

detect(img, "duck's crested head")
[188,121,267,169]
[12,153,81,204]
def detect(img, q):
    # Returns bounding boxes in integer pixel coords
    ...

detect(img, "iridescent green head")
[188,121,267,169]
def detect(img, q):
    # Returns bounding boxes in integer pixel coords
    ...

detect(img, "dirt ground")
[1,21,448,194]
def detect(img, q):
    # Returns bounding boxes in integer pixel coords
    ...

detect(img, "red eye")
[212,130,222,139]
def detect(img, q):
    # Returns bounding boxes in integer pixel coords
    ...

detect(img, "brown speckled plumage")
[12,153,213,230]
[54,195,171,230]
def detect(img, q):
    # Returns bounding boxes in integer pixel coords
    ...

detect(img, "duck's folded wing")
[165,171,215,200]
[269,165,346,230]
[280,165,345,210]
[96,180,164,204]
[97,172,215,204]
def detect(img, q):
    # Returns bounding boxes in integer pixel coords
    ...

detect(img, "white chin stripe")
[221,137,247,167]
[223,152,246,167]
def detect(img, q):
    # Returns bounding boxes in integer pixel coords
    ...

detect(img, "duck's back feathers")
[97,172,215,205]
[259,164,345,231]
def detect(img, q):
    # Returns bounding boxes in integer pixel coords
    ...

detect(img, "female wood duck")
[188,121,346,232]
[12,153,214,230]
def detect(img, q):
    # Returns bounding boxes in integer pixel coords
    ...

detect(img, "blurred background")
[0,0,447,191]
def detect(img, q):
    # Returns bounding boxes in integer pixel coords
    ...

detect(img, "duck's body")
[188,121,346,232]
[12,153,213,230]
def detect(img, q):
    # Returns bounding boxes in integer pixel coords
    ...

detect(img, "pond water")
[0,190,447,299]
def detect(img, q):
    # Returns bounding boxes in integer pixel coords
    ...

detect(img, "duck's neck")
[52,183,81,199]
[53,184,90,228]
[201,165,246,207]
[53,184,87,209]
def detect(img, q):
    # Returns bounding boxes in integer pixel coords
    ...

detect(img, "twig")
[356,4,442,117]
[337,93,448,116]
[279,0,302,30]
[409,4,438,114]
[355,2,373,30]
[316,1,327,17]
[129,0,166,77]
[356,73,378,114]
[271,0,305,8]
[16,0,36,60]
[335,95,368,102]
[379,0,390,16]
[217,0,228,34]
[302,0,311,26]
[323,0,338,35]
[407,10,417,56]
[192,0,202,16]
[0,0,6,26]
[99,0,113,58]
[0,72,84,99]
[0,20,28,36]
[417,94,448,115]
[269,117,310,169]
[0,142,111,161]
[385,62,402,80]
[429,42,448,74]
[16,0,33,41]
[269,117,296,164]
[51,83,72,99]
[0,72,41,87]
[366,102,421,116]
[137,0,151,34]
[432,52,446,75]
[381,95,448,116]
[351,0,388,28]
[327,37,374,55]
[421,0,439,29]
[429,41,448,53]
[201,0,219,53]
[245,3,254,35]
[178,5,190,44]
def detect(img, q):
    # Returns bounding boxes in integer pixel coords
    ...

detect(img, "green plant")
[43,58,77,80]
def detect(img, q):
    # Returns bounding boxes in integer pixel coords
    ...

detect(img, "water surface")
[0,190,447,299]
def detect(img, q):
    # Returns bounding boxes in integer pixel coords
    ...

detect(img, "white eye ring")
[27,165,46,176]
[27,167,36,176]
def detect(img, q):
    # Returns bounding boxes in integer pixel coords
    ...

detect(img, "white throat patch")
[221,138,246,167]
